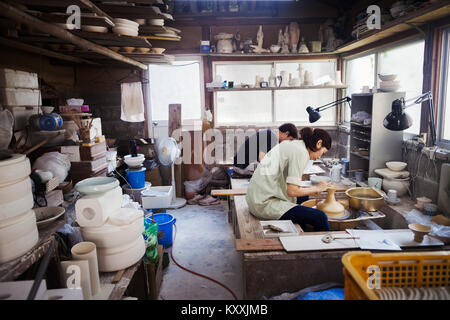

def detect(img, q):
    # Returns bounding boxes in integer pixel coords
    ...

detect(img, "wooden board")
[280,234,360,252]
[369,230,444,248]
[211,188,247,196]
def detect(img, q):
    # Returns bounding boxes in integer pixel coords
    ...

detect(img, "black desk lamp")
[306,96,352,123]
[383,91,437,146]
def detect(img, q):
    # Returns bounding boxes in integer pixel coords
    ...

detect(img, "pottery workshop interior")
[1,0,450,305]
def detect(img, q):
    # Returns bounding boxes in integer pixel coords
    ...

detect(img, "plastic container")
[126,168,146,189]
[151,213,176,248]
[141,186,173,209]
[342,251,450,300]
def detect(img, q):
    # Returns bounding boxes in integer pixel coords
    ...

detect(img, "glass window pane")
[149,61,202,121]
[216,91,272,125]
[275,89,336,125]
[274,60,337,124]
[443,32,450,141]
[345,54,375,97]
[378,41,425,134]
[215,63,272,86]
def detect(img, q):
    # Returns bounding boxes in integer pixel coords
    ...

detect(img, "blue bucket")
[126,168,146,189]
[151,213,176,248]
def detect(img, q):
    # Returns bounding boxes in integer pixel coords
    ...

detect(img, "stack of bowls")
[113,18,139,37]
[378,74,400,92]
[381,161,409,197]
[0,154,38,263]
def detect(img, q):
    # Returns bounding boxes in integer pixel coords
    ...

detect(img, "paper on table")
[346,229,402,251]
[299,180,312,187]
[304,160,325,174]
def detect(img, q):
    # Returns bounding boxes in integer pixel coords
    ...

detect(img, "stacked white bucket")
[75,184,146,272]
[0,154,38,263]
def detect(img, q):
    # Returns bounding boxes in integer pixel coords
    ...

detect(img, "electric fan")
[156,137,187,208]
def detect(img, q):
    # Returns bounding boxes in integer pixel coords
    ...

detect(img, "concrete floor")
[157,201,243,300]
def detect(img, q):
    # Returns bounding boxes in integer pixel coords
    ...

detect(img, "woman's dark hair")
[278,123,298,139]
[300,127,332,151]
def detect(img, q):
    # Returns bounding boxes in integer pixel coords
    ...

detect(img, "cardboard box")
[58,145,80,162]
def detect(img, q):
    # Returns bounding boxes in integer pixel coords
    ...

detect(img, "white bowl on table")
[378,74,397,81]
[386,161,407,172]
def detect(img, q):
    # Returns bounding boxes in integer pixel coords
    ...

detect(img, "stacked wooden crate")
[0,68,41,131]
[69,141,108,184]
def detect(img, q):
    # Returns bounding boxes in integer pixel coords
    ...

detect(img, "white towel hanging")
[120,82,145,122]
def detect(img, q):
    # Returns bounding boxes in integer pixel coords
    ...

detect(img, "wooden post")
[0,2,147,70]
[168,104,184,197]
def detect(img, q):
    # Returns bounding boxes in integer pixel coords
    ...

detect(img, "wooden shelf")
[208,85,348,92]
[140,35,181,41]
[203,52,337,58]
[350,151,370,161]
[336,1,450,54]
[350,121,371,129]
[71,30,152,48]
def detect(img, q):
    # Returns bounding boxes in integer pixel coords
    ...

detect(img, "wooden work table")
[227,175,449,299]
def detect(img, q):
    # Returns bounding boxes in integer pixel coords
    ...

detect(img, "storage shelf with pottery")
[208,85,348,92]
[335,2,450,53]
[349,92,405,178]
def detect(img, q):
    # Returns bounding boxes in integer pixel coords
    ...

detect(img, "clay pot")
[408,224,431,242]
[382,177,409,197]
[316,187,346,218]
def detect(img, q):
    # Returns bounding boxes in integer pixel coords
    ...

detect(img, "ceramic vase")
[71,241,101,297]
[316,187,345,218]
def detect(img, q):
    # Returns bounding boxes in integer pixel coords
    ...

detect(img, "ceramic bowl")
[386,161,407,171]
[41,106,54,114]
[34,206,65,229]
[124,154,145,168]
[114,18,139,28]
[112,27,138,37]
[310,175,331,185]
[148,18,164,26]
[121,46,135,53]
[408,223,431,242]
[134,19,146,25]
[81,25,108,33]
[136,47,150,54]
[416,196,432,209]
[378,74,397,81]
[109,46,120,52]
[74,177,119,195]
[423,203,438,216]
[114,22,139,31]
[152,47,165,54]
[270,45,281,53]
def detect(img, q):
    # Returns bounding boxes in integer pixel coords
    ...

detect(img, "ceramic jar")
[382,177,409,197]
[215,33,234,54]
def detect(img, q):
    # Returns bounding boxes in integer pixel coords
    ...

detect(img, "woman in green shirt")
[246,127,332,231]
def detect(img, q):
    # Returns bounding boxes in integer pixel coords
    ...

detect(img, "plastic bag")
[32,152,71,184]
[404,209,450,238]
[0,109,14,149]
[143,216,159,264]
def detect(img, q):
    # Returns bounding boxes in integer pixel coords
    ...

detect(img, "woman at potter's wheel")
[246,127,332,231]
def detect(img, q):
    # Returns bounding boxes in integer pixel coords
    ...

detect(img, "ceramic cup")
[387,189,398,201]
[71,242,101,297]
[354,171,364,182]
[362,86,370,93]
[368,177,383,189]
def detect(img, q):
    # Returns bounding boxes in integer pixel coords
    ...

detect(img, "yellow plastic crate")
[342,251,450,300]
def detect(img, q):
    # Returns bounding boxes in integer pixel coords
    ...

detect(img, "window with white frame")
[439,28,450,145]
[344,40,425,134]
[213,60,338,127]
[148,58,203,123]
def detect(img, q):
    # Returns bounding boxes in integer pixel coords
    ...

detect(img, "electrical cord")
[169,224,238,300]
